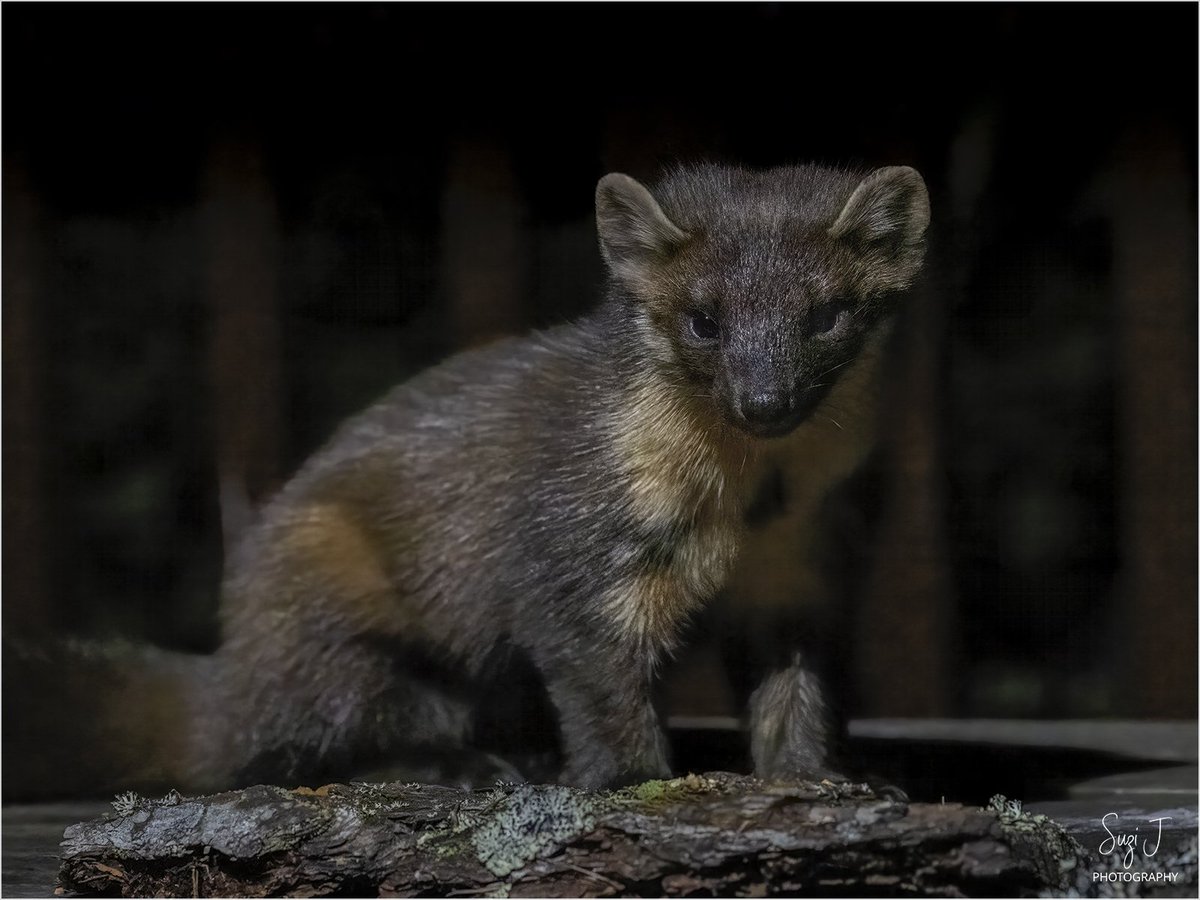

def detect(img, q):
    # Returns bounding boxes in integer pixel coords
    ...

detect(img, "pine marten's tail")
[3,638,227,800]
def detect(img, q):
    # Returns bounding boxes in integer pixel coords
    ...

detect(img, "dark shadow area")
[669,725,1172,806]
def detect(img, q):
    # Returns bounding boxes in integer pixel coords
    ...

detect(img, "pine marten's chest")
[601,374,750,653]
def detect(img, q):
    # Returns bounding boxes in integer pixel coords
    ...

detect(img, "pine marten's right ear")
[595,173,688,291]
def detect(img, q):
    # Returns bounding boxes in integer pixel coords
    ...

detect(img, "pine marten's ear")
[829,166,930,290]
[596,173,688,291]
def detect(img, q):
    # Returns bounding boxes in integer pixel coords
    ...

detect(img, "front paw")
[758,758,844,787]
[749,665,834,781]
[754,757,909,803]
[352,748,527,790]
[560,754,671,791]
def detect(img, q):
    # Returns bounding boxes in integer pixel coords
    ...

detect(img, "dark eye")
[812,302,850,335]
[688,310,720,342]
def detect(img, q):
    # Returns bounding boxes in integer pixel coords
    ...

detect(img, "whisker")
[815,357,856,380]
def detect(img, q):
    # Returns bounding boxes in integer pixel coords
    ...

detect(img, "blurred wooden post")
[440,138,528,347]
[2,156,49,633]
[204,137,283,551]
[1106,124,1198,718]
[853,288,956,717]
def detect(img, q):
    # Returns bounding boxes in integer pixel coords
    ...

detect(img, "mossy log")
[58,773,1083,897]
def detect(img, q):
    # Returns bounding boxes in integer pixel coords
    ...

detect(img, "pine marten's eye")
[812,301,851,336]
[688,310,720,342]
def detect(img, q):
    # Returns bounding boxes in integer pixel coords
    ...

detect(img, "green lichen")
[111,791,142,815]
[988,793,1055,831]
[470,784,600,877]
[987,793,1084,891]
[340,782,407,820]
[627,779,670,802]
[158,789,184,806]
[417,776,713,879]
[613,773,715,808]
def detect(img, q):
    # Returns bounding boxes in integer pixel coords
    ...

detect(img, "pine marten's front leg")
[749,654,909,799]
[748,652,843,782]
[716,592,846,783]
[531,632,671,790]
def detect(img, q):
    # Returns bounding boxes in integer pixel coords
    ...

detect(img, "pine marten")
[9,162,930,796]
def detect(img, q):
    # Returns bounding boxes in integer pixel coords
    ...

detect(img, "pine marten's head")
[596,163,930,438]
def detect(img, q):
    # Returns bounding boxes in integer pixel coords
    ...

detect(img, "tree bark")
[60,774,1083,897]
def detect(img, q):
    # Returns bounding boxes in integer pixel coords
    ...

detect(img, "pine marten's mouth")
[734,412,810,440]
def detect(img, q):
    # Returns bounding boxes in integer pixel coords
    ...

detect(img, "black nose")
[738,390,792,425]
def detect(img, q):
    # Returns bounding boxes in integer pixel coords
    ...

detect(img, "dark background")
[4,3,1196,734]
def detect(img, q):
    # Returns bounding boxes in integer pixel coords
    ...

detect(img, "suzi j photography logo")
[1093,812,1179,884]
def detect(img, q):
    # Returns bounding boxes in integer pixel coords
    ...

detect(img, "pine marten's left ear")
[595,173,688,291]
[829,166,930,289]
